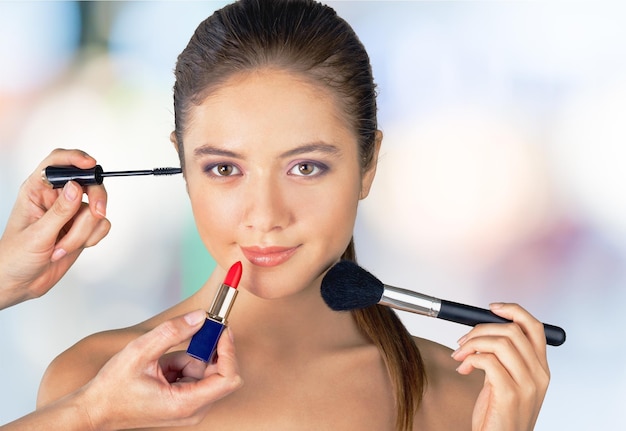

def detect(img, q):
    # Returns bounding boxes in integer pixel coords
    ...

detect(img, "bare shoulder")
[37,325,144,407]
[413,336,483,430]
[37,296,202,407]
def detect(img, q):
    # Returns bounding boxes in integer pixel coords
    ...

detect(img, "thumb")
[130,310,207,362]
[36,181,82,239]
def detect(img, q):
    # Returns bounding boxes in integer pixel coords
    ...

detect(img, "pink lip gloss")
[187,261,242,362]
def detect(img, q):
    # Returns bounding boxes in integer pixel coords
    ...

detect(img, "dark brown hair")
[173,1,425,429]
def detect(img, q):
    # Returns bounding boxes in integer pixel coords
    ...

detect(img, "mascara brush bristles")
[101,167,182,178]
[152,167,182,175]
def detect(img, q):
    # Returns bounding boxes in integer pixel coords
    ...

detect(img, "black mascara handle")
[439,300,566,346]
[43,165,104,188]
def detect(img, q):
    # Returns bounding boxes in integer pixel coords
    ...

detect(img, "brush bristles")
[153,167,182,175]
[320,260,384,311]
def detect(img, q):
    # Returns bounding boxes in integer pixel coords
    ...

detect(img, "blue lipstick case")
[187,316,224,362]
[186,282,238,362]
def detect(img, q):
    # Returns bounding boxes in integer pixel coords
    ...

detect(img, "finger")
[173,368,243,411]
[171,328,243,404]
[456,347,548,428]
[127,310,207,362]
[32,181,82,243]
[84,217,112,247]
[54,216,110,261]
[84,184,108,219]
[454,324,549,388]
[40,148,97,171]
[489,303,549,370]
[455,303,549,370]
[10,149,98,228]
[453,334,532,386]
[159,351,207,382]
[210,327,240,379]
[52,203,111,255]
[42,149,107,219]
[456,351,515,391]
[159,351,191,382]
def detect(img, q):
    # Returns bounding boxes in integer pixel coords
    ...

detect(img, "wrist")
[3,389,102,431]
[56,387,99,431]
[0,237,30,310]
[78,381,114,431]
[0,277,30,311]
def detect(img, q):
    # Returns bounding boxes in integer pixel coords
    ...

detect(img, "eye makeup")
[287,160,329,177]
[203,162,242,178]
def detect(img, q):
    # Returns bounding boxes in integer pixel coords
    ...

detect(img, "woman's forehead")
[183,69,357,151]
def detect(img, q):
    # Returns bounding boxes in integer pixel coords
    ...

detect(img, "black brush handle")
[438,300,566,346]
[43,165,104,188]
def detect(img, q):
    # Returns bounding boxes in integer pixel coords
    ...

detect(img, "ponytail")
[342,239,426,431]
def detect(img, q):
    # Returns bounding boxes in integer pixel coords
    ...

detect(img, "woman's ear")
[170,130,185,170]
[170,131,188,192]
[170,131,179,153]
[359,130,382,200]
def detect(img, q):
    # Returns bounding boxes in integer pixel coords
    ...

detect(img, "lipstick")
[187,261,243,362]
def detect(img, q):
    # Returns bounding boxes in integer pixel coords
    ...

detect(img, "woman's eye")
[206,163,241,177]
[289,162,326,177]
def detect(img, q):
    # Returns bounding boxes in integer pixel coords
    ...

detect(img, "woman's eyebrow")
[193,142,341,159]
[279,143,341,158]
[193,144,242,159]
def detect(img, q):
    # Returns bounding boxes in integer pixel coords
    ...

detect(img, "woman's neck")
[196,269,368,359]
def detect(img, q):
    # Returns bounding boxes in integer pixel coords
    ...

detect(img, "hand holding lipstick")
[74,310,242,431]
[1,310,242,431]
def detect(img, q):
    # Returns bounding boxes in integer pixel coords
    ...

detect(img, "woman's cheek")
[189,188,234,237]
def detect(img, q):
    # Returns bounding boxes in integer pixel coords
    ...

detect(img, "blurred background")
[1,1,624,428]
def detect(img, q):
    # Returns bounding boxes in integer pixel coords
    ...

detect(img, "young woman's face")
[180,69,377,298]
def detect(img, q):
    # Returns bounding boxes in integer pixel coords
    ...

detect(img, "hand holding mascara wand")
[42,165,182,189]
[321,260,566,346]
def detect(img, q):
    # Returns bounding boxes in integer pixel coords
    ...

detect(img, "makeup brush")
[42,165,182,189]
[321,260,566,346]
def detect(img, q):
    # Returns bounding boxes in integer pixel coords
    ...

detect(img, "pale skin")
[0,149,110,310]
[0,149,242,430]
[38,69,549,430]
[3,310,241,431]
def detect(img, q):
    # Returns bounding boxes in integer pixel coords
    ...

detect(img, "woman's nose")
[242,178,292,233]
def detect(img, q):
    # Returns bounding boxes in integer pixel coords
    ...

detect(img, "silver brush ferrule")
[379,284,441,317]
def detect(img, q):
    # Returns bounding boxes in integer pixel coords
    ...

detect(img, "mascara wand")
[42,165,182,189]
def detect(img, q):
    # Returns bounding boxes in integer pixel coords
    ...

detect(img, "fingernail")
[228,327,235,343]
[95,200,106,218]
[490,302,504,310]
[184,309,207,326]
[63,182,78,201]
[457,334,467,345]
[51,248,67,262]
[451,348,460,358]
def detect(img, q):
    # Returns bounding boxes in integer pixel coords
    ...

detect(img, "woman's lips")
[240,245,299,267]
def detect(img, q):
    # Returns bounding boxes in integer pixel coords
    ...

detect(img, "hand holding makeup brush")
[452,303,550,431]
[321,261,551,430]
[0,148,110,310]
